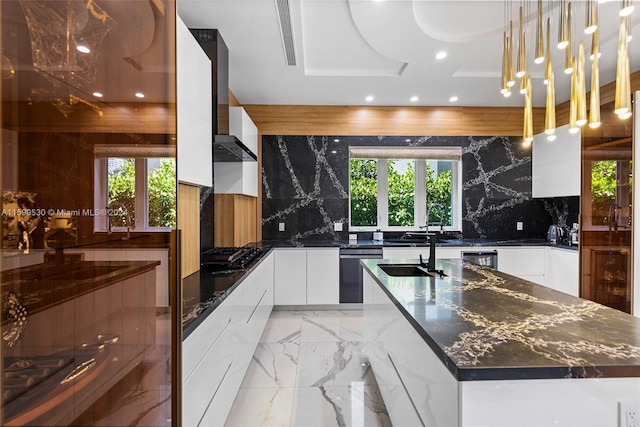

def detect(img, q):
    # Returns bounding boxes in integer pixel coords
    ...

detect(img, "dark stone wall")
[262,135,579,242]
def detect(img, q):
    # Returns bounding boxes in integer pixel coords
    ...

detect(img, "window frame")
[349,155,462,232]
[583,158,632,232]
[93,145,176,233]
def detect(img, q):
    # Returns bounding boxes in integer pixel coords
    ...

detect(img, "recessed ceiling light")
[410,96,418,102]
[449,96,458,102]
[365,95,374,102]
[76,45,91,53]
[92,91,103,98]
[135,92,145,98]
[435,51,447,60]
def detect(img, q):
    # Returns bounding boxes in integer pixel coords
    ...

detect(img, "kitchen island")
[362,258,640,427]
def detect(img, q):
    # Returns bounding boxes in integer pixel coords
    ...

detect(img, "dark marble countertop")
[1,260,160,322]
[263,238,578,250]
[362,258,640,381]
[182,244,273,340]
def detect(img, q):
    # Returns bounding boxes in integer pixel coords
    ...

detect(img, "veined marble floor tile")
[291,385,391,427]
[296,341,375,387]
[260,316,303,344]
[224,387,295,427]
[300,315,365,342]
[241,341,300,388]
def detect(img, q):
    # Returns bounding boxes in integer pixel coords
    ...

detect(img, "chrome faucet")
[107,203,133,239]
[422,203,445,231]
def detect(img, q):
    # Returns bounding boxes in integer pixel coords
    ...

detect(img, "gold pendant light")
[576,41,587,126]
[589,30,600,129]
[523,75,533,145]
[534,0,544,63]
[516,5,526,78]
[590,27,601,60]
[585,0,598,35]
[545,56,556,135]
[544,17,551,85]
[507,20,515,87]
[569,57,579,134]
[558,0,569,49]
[615,16,630,115]
[620,0,635,17]
[501,31,509,94]
[564,2,573,74]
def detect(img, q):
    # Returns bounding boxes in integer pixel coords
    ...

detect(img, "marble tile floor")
[225,310,392,427]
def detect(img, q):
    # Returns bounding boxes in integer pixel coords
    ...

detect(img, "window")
[586,159,632,229]
[349,147,462,231]
[94,146,176,232]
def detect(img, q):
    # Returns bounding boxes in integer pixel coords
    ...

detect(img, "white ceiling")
[177,0,640,107]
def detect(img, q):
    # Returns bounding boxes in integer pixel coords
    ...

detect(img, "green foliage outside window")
[388,160,415,226]
[591,160,617,226]
[148,159,177,227]
[108,158,176,228]
[350,158,453,228]
[108,159,136,227]
[350,159,377,226]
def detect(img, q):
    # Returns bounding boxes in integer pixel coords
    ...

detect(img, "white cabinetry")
[274,249,307,305]
[306,248,340,304]
[532,124,580,197]
[545,247,579,296]
[182,252,274,427]
[274,248,340,305]
[176,16,212,187]
[497,247,546,285]
[214,107,258,197]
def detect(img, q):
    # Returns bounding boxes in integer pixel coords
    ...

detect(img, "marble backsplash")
[261,135,579,242]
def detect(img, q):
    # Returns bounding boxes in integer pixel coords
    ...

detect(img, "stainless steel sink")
[379,264,432,277]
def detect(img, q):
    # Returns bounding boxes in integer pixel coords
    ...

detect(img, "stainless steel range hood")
[213,135,257,162]
[190,28,257,163]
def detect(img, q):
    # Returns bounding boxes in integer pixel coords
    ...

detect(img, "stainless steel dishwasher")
[461,250,498,268]
[339,247,383,303]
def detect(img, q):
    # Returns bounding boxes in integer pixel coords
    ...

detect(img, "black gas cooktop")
[200,246,262,271]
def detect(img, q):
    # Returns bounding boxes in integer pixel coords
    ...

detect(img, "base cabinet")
[182,252,274,427]
[545,247,579,296]
[274,248,339,305]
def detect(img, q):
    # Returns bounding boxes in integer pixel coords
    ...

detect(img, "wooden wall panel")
[214,194,257,246]
[243,104,546,136]
[178,183,200,278]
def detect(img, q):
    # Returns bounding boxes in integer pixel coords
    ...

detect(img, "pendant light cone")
[585,0,598,35]
[535,0,545,63]
[524,75,533,145]
[620,0,635,17]
[589,52,601,128]
[615,16,630,115]
[517,6,527,78]
[544,17,551,85]
[558,0,569,49]
[564,3,573,74]
[520,73,527,94]
[576,41,587,126]
[545,60,556,134]
[501,31,509,93]
[507,20,515,87]
[590,29,600,60]
[569,57,579,133]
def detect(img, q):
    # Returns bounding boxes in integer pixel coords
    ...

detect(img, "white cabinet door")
[306,248,340,304]
[176,16,212,187]
[545,247,579,296]
[532,124,580,197]
[274,249,307,305]
[497,247,545,282]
